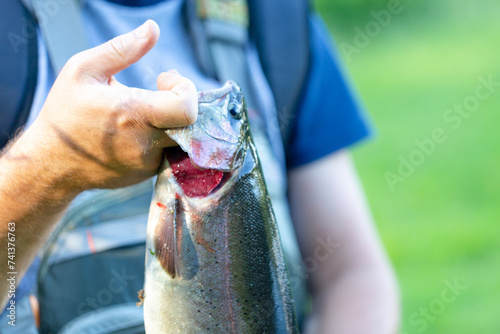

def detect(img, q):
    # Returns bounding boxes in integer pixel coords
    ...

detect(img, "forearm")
[0,129,77,308]
[306,266,399,334]
[289,150,401,333]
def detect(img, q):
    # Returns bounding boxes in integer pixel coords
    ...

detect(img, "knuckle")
[62,53,87,78]
[177,77,196,90]
[119,100,150,131]
[108,36,131,66]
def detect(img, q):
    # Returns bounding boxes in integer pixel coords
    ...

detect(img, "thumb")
[73,20,160,81]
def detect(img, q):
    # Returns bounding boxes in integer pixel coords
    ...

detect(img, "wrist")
[0,124,82,210]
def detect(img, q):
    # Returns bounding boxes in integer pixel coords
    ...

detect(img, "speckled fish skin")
[143,81,299,333]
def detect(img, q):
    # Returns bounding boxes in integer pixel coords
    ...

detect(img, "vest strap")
[30,0,87,73]
[187,0,260,111]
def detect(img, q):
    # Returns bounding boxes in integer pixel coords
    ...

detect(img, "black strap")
[248,0,310,145]
[185,0,260,108]
[186,0,310,146]
[31,0,88,74]
[0,0,38,149]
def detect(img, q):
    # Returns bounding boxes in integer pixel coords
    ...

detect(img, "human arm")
[288,150,400,334]
[0,20,198,308]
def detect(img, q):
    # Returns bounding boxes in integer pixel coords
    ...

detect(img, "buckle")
[197,0,249,27]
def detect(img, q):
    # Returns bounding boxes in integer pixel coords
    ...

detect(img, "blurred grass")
[313,0,500,333]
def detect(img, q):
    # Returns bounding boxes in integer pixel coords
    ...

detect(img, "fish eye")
[228,104,241,119]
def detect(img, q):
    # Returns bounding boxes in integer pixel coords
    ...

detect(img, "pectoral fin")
[154,198,180,278]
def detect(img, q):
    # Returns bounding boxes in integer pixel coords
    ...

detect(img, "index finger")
[114,73,198,129]
[148,72,198,128]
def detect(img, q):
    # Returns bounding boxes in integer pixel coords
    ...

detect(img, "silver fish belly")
[143,81,298,333]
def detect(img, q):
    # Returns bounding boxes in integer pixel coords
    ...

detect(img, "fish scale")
[143,81,298,333]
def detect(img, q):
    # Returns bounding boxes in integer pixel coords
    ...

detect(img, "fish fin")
[154,198,179,278]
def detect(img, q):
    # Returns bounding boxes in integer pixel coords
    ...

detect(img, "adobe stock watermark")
[400,278,467,334]
[5,222,17,327]
[288,235,341,290]
[75,267,136,316]
[8,0,73,54]
[265,106,297,136]
[339,0,411,63]
[385,74,500,192]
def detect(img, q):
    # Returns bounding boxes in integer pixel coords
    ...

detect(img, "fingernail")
[135,20,150,39]
[168,69,180,75]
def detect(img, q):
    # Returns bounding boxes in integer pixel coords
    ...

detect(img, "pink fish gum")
[164,146,224,197]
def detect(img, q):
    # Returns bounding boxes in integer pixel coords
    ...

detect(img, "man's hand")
[15,19,197,191]
[0,20,197,308]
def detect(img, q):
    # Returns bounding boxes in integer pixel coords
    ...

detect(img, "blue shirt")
[286,17,371,168]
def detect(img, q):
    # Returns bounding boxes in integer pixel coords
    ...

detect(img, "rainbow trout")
[143,81,298,333]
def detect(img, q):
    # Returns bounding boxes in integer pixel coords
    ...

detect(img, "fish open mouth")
[164,146,232,198]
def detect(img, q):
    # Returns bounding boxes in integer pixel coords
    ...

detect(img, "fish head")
[166,80,248,172]
[164,81,251,198]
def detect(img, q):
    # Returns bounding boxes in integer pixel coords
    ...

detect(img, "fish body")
[143,81,298,333]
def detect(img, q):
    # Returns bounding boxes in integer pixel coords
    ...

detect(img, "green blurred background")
[313,0,500,333]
